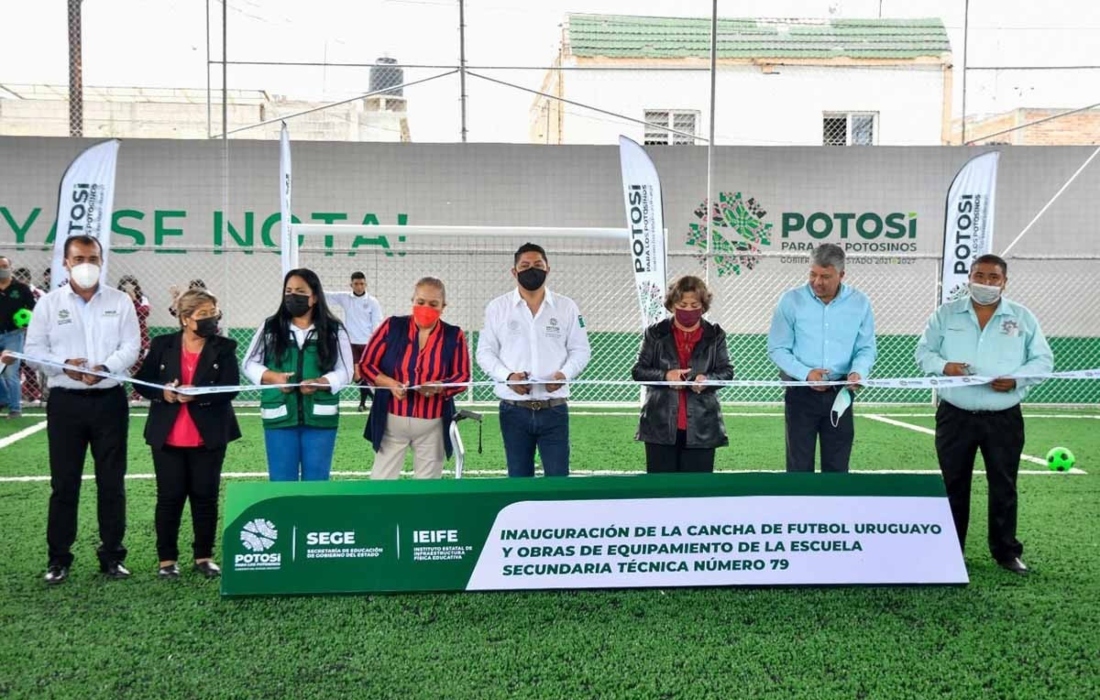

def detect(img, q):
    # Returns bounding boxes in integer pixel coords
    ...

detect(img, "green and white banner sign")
[220,474,968,597]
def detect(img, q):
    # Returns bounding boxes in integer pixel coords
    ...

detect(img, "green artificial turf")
[0,407,1097,698]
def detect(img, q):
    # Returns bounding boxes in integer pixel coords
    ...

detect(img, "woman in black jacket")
[631,276,734,473]
[134,288,241,579]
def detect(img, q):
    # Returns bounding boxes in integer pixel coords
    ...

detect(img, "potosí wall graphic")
[685,189,920,277]
[221,473,968,597]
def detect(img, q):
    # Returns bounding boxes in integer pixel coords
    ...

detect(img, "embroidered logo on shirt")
[1001,319,1020,337]
[58,309,70,320]
[103,309,119,317]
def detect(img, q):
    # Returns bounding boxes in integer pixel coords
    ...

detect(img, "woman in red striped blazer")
[360,277,471,478]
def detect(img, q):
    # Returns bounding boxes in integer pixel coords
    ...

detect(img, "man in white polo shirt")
[3,235,140,584]
[327,271,384,411]
[477,243,591,477]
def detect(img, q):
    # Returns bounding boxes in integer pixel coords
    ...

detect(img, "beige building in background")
[0,84,410,141]
[954,107,1100,146]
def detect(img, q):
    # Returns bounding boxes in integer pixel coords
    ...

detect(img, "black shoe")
[997,557,1029,575]
[44,565,69,585]
[101,561,132,579]
[193,560,221,578]
[357,402,367,413]
[157,563,181,580]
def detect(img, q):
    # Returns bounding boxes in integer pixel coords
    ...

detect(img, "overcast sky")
[2,0,1098,142]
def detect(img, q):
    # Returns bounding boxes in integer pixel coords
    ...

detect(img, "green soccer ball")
[12,308,32,329]
[1046,446,1076,472]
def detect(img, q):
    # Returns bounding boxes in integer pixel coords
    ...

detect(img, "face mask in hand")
[283,293,312,318]
[516,268,547,292]
[69,263,101,289]
[830,388,853,428]
[969,282,1002,306]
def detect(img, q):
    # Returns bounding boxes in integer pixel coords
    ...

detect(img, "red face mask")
[412,305,441,328]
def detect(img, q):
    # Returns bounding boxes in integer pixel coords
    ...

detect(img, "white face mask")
[969,282,1002,306]
[69,263,101,290]
[831,388,853,428]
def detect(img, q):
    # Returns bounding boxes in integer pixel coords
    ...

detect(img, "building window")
[644,110,699,145]
[823,112,877,146]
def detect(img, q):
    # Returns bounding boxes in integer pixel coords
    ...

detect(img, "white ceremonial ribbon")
[6,351,1099,396]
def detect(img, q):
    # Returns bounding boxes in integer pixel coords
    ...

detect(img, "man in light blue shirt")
[767,244,876,473]
[915,254,1053,575]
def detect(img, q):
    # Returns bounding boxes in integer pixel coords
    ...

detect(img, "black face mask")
[284,293,312,318]
[194,317,219,338]
[516,268,547,292]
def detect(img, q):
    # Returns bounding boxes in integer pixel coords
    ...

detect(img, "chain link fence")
[4,240,1097,406]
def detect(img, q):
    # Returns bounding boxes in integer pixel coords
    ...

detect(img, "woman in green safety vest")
[243,268,354,480]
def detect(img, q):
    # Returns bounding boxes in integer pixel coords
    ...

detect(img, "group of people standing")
[0,235,1053,584]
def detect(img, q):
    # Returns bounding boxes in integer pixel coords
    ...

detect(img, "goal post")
[292,223,648,406]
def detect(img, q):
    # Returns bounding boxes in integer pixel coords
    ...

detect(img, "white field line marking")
[0,420,49,449]
[865,414,1087,474]
[0,466,1080,483]
[872,413,1100,420]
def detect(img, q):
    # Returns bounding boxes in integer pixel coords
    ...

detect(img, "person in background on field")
[767,243,876,474]
[168,279,206,318]
[0,255,37,418]
[915,254,1053,576]
[632,276,734,473]
[13,267,42,298]
[361,277,470,479]
[326,271,385,412]
[476,242,591,477]
[12,267,44,404]
[243,269,353,481]
[118,275,151,402]
[133,288,241,580]
[2,235,140,584]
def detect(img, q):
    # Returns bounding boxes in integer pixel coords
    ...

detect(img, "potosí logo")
[236,518,282,570]
[781,211,918,252]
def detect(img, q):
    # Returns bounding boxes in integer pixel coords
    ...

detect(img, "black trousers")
[935,401,1025,562]
[152,445,227,562]
[351,343,373,405]
[784,386,854,473]
[645,430,716,473]
[46,386,129,568]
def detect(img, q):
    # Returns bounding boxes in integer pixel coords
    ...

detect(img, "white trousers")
[371,415,445,480]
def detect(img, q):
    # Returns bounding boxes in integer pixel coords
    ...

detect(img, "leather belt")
[502,398,568,411]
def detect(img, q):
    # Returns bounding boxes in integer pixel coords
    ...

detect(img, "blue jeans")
[0,330,24,413]
[498,401,570,477]
[263,426,337,481]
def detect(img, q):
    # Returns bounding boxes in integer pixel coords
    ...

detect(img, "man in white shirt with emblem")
[477,243,591,477]
[2,236,140,584]
[326,271,384,411]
